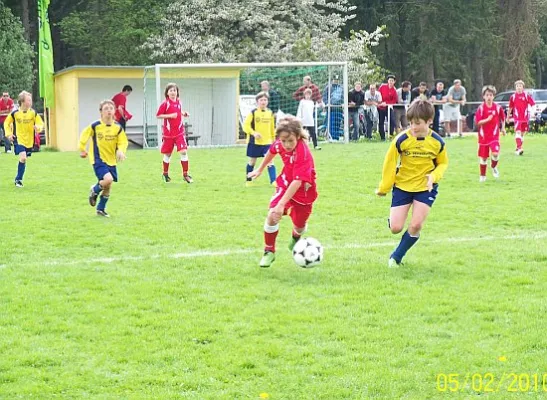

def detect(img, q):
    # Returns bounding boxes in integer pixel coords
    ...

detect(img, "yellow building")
[51,65,241,151]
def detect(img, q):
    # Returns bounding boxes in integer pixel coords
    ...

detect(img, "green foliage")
[1,138,547,397]
[0,3,34,95]
[57,0,164,65]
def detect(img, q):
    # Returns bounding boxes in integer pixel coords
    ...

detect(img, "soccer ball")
[292,237,323,268]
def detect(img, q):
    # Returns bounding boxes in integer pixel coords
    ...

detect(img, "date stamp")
[436,373,547,393]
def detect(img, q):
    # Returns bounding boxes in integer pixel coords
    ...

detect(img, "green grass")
[1,135,547,399]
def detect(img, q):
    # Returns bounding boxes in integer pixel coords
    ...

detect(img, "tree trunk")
[536,55,542,88]
[21,0,29,40]
[472,45,484,101]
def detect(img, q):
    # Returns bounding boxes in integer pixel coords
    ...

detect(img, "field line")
[2,231,546,268]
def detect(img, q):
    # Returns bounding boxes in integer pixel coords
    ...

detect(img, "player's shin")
[246,164,254,181]
[163,154,170,174]
[180,153,189,175]
[391,230,420,263]
[515,132,523,150]
[479,158,487,177]
[264,220,279,253]
[16,161,26,180]
[97,195,109,211]
[491,154,499,168]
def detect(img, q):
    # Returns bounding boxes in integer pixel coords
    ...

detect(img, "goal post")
[143,62,350,148]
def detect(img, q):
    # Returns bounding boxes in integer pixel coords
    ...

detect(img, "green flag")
[38,0,54,108]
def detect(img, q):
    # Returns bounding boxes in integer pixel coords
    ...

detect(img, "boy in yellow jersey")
[243,91,276,186]
[79,100,128,218]
[3,91,44,187]
[376,100,448,268]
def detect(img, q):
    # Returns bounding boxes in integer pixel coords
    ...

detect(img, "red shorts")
[161,135,187,154]
[514,121,529,133]
[269,188,313,228]
[478,141,500,158]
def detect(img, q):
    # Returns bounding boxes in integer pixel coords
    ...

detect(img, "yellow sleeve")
[4,113,13,136]
[79,125,93,152]
[34,113,44,131]
[270,111,275,142]
[117,128,128,153]
[243,112,254,136]
[377,141,399,194]
[431,146,448,183]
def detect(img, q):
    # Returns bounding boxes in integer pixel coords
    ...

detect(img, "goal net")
[142,62,349,148]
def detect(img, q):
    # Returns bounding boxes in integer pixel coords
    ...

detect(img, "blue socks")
[93,183,102,194]
[246,164,254,181]
[97,195,109,211]
[267,165,276,184]
[16,162,26,181]
[391,230,420,263]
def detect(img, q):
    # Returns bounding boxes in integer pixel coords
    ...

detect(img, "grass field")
[1,134,547,399]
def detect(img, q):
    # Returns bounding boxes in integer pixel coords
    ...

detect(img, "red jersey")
[475,102,505,144]
[0,98,14,123]
[269,139,317,205]
[112,92,127,122]
[156,98,184,138]
[508,92,535,122]
[378,84,397,110]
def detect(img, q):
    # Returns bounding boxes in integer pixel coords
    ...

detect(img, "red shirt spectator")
[112,85,133,129]
[378,82,398,110]
[293,76,322,103]
[0,93,14,123]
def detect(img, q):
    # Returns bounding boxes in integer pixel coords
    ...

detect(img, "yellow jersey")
[378,130,448,193]
[3,108,44,149]
[243,108,275,145]
[79,120,128,166]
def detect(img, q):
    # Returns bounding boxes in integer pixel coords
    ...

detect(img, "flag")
[38,0,54,108]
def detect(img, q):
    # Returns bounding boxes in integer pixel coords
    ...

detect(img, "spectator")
[444,79,467,137]
[429,81,447,135]
[112,85,133,131]
[395,81,411,133]
[378,75,398,140]
[364,84,382,140]
[0,92,14,153]
[297,88,320,149]
[293,76,322,104]
[322,75,344,141]
[411,81,430,102]
[348,81,366,141]
[261,81,281,114]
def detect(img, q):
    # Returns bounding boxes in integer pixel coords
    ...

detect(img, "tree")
[0,3,35,95]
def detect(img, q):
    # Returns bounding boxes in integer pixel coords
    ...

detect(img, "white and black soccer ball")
[292,237,323,268]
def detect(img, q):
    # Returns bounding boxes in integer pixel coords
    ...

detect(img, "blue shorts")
[246,137,270,158]
[14,144,33,157]
[391,184,438,208]
[93,162,118,182]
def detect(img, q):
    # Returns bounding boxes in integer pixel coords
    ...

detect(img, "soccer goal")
[142,62,350,148]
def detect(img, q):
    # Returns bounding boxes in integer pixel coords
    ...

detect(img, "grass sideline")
[0,135,546,398]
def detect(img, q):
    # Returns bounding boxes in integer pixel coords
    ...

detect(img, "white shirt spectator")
[365,90,382,120]
[296,99,315,127]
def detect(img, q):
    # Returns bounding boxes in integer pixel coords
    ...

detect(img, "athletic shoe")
[259,251,276,268]
[245,180,254,187]
[315,146,322,150]
[288,236,300,251]
[388,257,403,268]
[96,210,110,218]
[492,167,500,179]
[183,174,193,184]
[89,185,98,207]
[518,149,524,156]
[6,150,12,154]
[163,174,171,183]
[14,180,23,188]
[479,176,487,183]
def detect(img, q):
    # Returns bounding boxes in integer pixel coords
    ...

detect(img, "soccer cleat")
[518,149,524,156]
[259,251,276,268]
[492,167,500,179]
[96,210,110,218]
[183,174,193,184]
[6,150,12,154]
[479,176,487,183]
[388,257,403,268]
[163,174,171,183]
[288,236,300,251]
[89,185,98,207]
[14,180,23,188]
[315,146,322,150]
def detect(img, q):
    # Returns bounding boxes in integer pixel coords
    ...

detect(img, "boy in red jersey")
[156,83,192,183]
[475,86,506,182]
[112,85,132,131]
[248,116,318,268]
[378,75,398,141]
[508,80,535,155]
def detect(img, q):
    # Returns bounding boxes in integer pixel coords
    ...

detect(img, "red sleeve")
[475,105,483,124]
[269,140,281,155]
[292,142,313,183]
[292,86,304,101]
[508,95,514,110]
[112,93,126,108]
[528,94,535,106]
[156,101,167,116]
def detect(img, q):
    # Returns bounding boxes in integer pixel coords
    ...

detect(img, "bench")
[125,123,201,147]
[184,123,201,146]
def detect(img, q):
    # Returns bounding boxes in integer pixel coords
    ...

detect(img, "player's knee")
[248,158,257,166]
[266,214,280,227]
[180,152,188,161]
[479,158,488,165]
[163,154,170,163]
[492,153,499,160]
[408,221,423,234]
[390,223,404,234]
[102,176,114,186]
